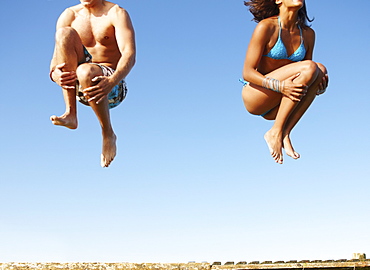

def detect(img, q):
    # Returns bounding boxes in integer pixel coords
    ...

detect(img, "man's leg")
[76,63,117,168]
[50,27,86,129]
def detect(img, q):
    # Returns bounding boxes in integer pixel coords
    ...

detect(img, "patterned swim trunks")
[79,47,93,65]
[76,47,127,109]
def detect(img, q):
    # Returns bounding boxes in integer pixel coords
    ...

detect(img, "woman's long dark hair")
[244,0,313,28]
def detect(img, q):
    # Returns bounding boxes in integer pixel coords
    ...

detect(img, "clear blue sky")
[0,0,369,263]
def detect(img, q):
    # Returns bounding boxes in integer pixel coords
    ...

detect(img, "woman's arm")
[303,27,315,61]
[242,20,273,86]
[304,27,329,94]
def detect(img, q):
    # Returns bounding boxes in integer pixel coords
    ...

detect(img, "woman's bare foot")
[50,113,78,129]
[101,133,117,167]
[283,134,300,159]
[264,129,283,164]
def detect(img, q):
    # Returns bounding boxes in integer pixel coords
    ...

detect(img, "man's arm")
[84,6,136,104]
[50,8,76,88]
[50,9,75,70]
[109,6,136,85]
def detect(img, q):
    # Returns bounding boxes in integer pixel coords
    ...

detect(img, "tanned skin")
[50,0,136,167]
[242,0,328,164]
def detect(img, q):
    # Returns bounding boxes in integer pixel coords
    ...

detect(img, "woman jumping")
[241,0,329,164]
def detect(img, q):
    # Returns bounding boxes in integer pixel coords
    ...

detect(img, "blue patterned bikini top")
[264,17,306,62]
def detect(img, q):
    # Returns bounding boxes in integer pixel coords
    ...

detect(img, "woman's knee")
[300,60,319,76]
[316,62,328,75]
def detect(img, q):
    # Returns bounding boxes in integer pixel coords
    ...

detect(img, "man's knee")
[55,26,79,43]
[76,64,102,85]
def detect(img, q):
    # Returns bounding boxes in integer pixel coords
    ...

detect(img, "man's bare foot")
[264,129,283,164]
[101,133,117,167]
[50,113,78,129]
[283,134,300,159]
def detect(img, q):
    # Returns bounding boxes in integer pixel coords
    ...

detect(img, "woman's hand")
[281,73,308,102]
[52,63,77,90]
[317,73,329,95]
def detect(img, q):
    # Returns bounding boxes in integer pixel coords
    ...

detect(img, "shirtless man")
[49,0,136,167]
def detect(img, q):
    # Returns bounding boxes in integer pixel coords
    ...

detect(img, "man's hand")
[281,73,308,102]
[83,76,114,105]
[52,63,77,90]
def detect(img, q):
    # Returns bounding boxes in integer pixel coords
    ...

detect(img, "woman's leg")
[259,63,328,159]
[242,60,324,163]
[282,63,327,159]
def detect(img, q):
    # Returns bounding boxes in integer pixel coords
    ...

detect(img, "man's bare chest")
[71,16,116,47]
